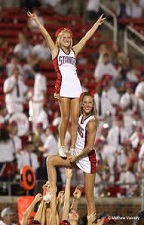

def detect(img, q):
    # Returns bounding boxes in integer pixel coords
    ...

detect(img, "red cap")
[0,123,5,129]
[95,138,105,145]
[115,114,123,121]
[36,122,43,128]
[125,82,135,89]
[103,74,112,81]
[48,124,57,132]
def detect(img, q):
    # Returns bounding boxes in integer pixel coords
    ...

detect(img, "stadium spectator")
[94,81,115,122]
[22,55,38,80]
[36,100,49,131]
[129,0,144,18]
[30,65,47,131]
[94,53,118,82]
[85,0,101,23]
[135,73,144,118]
[7,120,22,153]
[6,54,23,77]
[0,207,16,225]
[107,114,129,150]
[3,67,28,115]
[13,32,33,61]
[17,140,39,172]
[32,39,51,62]
[102,75,120,108]
[0,123,16,181]
[116,0,131,18]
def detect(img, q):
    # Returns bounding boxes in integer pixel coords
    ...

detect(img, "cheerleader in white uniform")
[27,11,105,158]
[47,92,99,218]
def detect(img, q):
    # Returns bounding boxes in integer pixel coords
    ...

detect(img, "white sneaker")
[58,146,67,158]
[69,148,76,156]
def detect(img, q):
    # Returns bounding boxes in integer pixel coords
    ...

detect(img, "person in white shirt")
[32,39,51,61]
[94,81,115,121]
[39,125,58,158]
[86,0,101,22]
[0,123,16,180]
[17,140,39,172]
[120,82,138,136]
[102,74,120,107]
[117,165,137,197]
[7,120,22,153]
[94,53,118,82]
[107,114,129,150]
[129,0,144,18]
[30,65,47,131]
[3,67,28,115]
[13,32,33,60]
[135,74,144,118]
[36,102,49,131]
[6,54,23,77]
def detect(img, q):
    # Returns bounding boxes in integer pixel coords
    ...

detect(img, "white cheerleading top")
[53,48,82,98]
[75,114,97,174]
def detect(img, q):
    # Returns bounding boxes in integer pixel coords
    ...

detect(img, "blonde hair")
[56,29,73,48]
[80,92,98,124]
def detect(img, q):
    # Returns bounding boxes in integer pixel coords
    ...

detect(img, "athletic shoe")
[58,146,67,158]
[69,148,75,156]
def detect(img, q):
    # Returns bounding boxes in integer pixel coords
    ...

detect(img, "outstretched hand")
[73,186,83,199]
[34,193,43,203]
[96,14,106,26]
[27,11,37,20]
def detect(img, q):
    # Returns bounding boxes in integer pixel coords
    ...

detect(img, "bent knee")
[46,155,54,166]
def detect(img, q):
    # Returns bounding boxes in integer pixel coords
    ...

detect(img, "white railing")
[124,25,144,56]
[99,2,118,43]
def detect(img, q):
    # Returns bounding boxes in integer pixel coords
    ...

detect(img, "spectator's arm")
[62,168,73,221]
[21,193,43,225]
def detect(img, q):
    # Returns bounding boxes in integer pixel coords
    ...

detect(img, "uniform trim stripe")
[53,57,62,94]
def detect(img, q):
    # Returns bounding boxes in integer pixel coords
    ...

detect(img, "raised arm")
[49,184,59,225]
[21,193,43,225]
[73,14,106,56]
[70,186,83,211]
[27,11,57,55]
[62,168,73,221]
